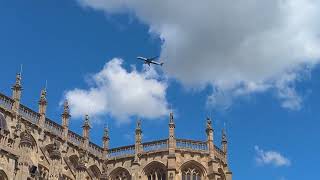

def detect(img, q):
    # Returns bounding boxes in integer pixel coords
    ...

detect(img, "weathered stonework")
[0,73,232,180]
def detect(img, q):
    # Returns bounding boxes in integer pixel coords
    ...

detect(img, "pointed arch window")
[146,167,166,180]
[182,168,201,180]
[144,161,167,180]
[181,162,203,180]
[113,171,130,180]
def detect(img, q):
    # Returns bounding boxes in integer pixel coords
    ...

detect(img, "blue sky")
[1,1,320,179]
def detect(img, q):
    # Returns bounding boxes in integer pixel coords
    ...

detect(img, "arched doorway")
[143,161,167,180]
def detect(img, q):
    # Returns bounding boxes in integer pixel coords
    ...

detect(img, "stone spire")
[38,88,47,128]
[12,73,23,113]
[102,125,110,159]
[206,117,215,158]
[61,100,70,141]
[221,129,228,156]
[134,119,143,162]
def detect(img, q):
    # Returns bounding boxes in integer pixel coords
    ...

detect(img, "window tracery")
[144,161,167,180]
[181,162,203,180]
[146,167,166,180]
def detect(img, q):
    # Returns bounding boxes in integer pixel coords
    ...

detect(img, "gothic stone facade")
[0,73,232,180]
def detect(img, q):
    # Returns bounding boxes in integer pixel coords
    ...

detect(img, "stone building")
[0,73,232,180]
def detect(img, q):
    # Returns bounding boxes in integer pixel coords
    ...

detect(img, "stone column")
[134,119,142,163]
[167,112,176,180]
[221,129,227,161]
[61,100,70,141]
[82,115,91,149]
[102,126,110,160]
[206,117,217,180]
[206,117,215,158]
[38,89,47,128]
[221,129,232,180]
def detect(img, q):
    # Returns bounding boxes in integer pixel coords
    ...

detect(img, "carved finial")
[12,72,23,92]
[135,119,142,135]
[169,112,174,124]
[103,125,109,139]
[206,117,212,130]
[137,119,141,129]
[222,129,227,143]
[39,89,47,104]
[63,100,69,114]
[38,88,47,117]
[16,73,22,87]
[82,115,91,129]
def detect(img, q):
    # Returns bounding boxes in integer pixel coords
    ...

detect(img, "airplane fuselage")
[137,56,163,66]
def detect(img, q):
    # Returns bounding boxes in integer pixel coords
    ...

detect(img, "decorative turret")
[206,117,215,158]
[38,89,47,128]
[61,100,70,141]
[82,115,91,148]
[102,126,110,159]
[134,119,142,162]
[12,73,23,113]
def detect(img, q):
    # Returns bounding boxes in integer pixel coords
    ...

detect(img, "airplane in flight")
[136,56,164,66]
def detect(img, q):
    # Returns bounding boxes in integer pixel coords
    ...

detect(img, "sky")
[0,0,320,179]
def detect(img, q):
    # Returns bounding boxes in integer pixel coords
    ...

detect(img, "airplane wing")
[150,61,164,66]
[148,56,159,60]
[137,57,147,61]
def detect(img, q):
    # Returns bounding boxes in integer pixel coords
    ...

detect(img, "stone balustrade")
[88,142,103,157]
[142,139,168,152]
[0,93,13,110]
[67,131,83,146]
[19,105,40,124]
[108,145,135,158]
[44,118,63,136]
[176,138,208,151]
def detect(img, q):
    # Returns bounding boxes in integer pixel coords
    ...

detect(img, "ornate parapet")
[0,93,14,111]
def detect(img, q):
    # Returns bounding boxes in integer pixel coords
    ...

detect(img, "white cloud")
[64,58,169,123]
[254,146,291,167]
[77,0,320,110]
